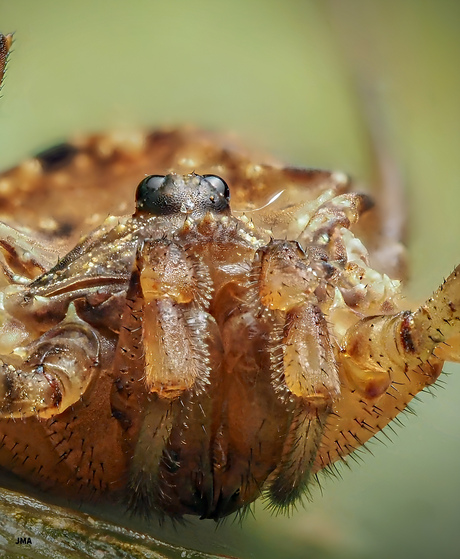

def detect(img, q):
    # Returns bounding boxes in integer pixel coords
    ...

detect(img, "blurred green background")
[1,1,460,558]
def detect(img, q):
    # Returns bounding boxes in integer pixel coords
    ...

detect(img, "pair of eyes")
[140,174,230,198]
[135,174,231,216]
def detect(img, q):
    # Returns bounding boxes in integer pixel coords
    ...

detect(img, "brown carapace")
[0,33,459,521]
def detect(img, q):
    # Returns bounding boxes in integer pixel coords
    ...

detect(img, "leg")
[341,264,460,399]
[251,240,341,506]
[267,303,340,508]
[0,33,12,90]
[0,303,100,419]
[314,264,460,471]
[111,239,214,514]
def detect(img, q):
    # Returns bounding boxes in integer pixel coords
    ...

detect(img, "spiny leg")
[342,264,460,398]
[0,33,12,91]
[314,264,460,470]
[137,239,212,396]
[110,261,171,515]
[250,240,340,507]
[267,303,339,508]
[115,239,214,515]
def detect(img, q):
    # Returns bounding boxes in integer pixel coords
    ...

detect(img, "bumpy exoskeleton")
[0,129,459,520]
[0,34,459,519]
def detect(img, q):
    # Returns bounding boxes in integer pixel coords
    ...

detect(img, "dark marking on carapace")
[35,143,79,172]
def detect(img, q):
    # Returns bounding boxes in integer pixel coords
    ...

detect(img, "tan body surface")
[0,33,459,521]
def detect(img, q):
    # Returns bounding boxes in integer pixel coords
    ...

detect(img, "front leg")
[112,238,216,516]
[0,303,100,419]
[314,264,460,470]
[246,240,341,507]
[341,263,460,398]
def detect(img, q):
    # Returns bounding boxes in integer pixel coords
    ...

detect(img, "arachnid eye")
[135,173,231,217]
[135,175,168,214]
[202,175,230,201]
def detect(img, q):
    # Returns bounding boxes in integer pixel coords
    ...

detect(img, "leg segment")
[314,264,460,471]
[267,303,339,507]
[341,263,460,399]
[112,239,215,515]
[136,239,212,396]
[251,240,341,506]
[0,33,12,90]
[0,303,100,419]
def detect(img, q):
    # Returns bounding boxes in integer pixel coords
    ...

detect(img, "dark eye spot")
[202,175,230,201]
[135,173,231,217]
[135,175,170,214]
[35,142,78,171]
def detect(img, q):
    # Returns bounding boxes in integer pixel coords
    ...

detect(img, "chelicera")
[0,33,459,521]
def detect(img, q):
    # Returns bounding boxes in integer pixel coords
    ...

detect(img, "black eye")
[134,173,231,217]
[135,175,167,213]
[202,175,230,201]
